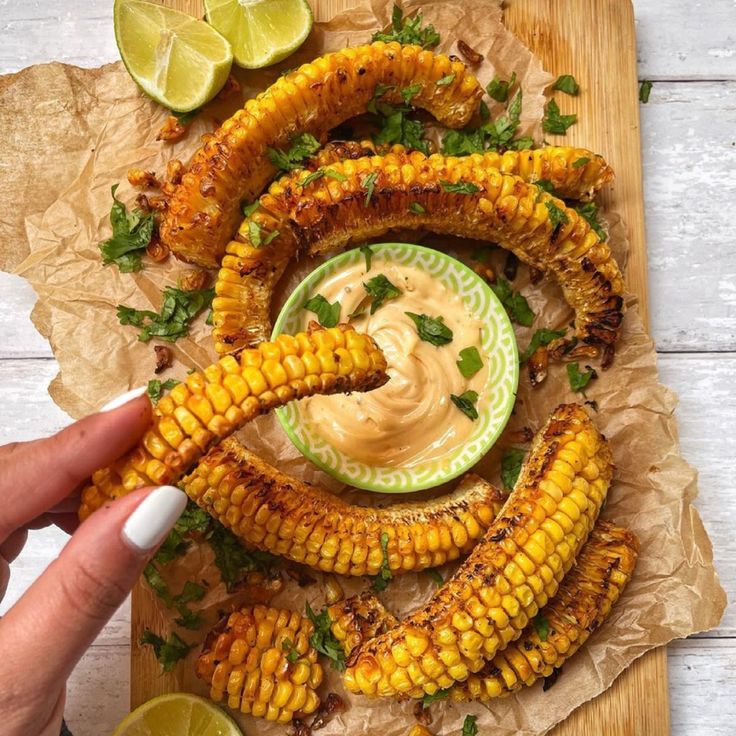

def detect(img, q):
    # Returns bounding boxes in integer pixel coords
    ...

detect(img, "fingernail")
[100,386,148,413]
[122,486,187,552]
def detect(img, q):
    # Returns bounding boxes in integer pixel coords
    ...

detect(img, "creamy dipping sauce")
[297,256,490,468]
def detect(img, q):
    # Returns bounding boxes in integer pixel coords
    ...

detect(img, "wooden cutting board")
[132,1,670,733]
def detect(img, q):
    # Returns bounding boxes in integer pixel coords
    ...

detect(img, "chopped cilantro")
[490,277,534,326]
[440,180,480,195]
[153,501,211,566]
[301,169,325,187]
[484,88,523,149]
[247,220,279,247]
[362,171,378,206]
[242,201,259,217]
[282,638,300,663]
[440,127,486,156]
[143,563,173,607]
[543,98,577,135]
[519,328,566,363]
[117,286,214,343]
[372,4,440,48]
[450,390,479,421]
[487,72,517,103]
[425,568,443,585]
[374,108,429,154]
[456,346,484,378]
[639,80,653,103]
[360,244,374,271]
[462,715,479,736]
[533,612,550,641]
[174,607,203,630]
[305,602,347,670]
[139,629,192,673]
[405,312,454,346]
[575,201,607,240]
[409,201,426,214]
[501,448,526,491]
[325,168,347,182]
[303,294,341,328]
[401,83,422,103]
[567,362,597,392]
[146,378,180,403]
[572,156,590,168]
[421,688,451,708]
[364,274,401,314]
[545,200,569,229]
[99,184,155,273]
[370,532,393,592]
[553,74,579,96]
[535,179,556,195]
[436,72,456,87]
[267,133,321,173]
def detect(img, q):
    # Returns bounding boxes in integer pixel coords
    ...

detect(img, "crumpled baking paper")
[0,0,725,734]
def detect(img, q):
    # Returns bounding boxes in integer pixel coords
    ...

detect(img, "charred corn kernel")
[324,577,344,605]
[212,149,617,355]
[78,325,387,520]
[181,444,505,577]
[196,605,323,723]
[346,405,613,698]
[162,42,484,269]
[452,521,639,701]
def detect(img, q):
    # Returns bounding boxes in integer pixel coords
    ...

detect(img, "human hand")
[0,388,188,736]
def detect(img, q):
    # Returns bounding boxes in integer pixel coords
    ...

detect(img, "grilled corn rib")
[212,147,620,353]
[196,605,324,723]
[453,520,638,700]
[327,521,637,698]
[343,404,612,698]
[160,42,484,268]
[78,325,387,520]
[181,437,506,576]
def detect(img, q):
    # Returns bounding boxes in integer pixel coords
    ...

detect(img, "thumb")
[0,485,186,704]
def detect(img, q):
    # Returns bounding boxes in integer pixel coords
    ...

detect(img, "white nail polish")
[122,486,188,552]
[100,386,148,413]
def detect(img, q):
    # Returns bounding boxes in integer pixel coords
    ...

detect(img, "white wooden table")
[1,1,734,733]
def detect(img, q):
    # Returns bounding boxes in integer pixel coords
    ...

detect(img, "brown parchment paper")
[0,1,725,734]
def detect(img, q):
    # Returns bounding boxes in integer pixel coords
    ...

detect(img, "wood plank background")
[1,1,734,734]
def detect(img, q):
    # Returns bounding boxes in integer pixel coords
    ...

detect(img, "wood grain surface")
[124,1,670,733]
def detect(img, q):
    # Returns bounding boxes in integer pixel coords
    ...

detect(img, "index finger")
[0,390,151,542]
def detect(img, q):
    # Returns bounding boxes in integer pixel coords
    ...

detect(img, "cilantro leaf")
[143,563,173,607]
[535,178,557,195]
[153,501,212,566]
[484,89,523,150]
[370,531,393,592]
[501,448,526,491]
[456,346,484,378]
[639,80,653,103]
[409,201,426,214]
[490,278,534,326]
[242,200,259,217]
[117,286,214,343]
[553,74,579,96]
[545,200,569,229]
[325,168,347,182]
[405,312,454,346]
[267,133,321,173]
[174,607,203,630]
[282,638,300,663]
[360,244,374,271]
[487,72,517,103]
[436,73,456,87]
[575,201,607,240]
[372,4,440,48]
[303,294,341,328]
[248,220,279,247]
[425,568,443,585]
[139,629,192,673]
[99,184,155,273]
[174,580,206,605]
[146,378,180,403]
[533,612,550,641]
[305,602,347,670]
[440,127,487,156]
[374,108,429,154]
[519,328,567,363]
[401,83,422,103]
[572,156,590,168]
[301,169,325,187]
[363,274,401,314]
[450,390,479,421]
[362,171,378,206]
[543,98,577,135]
[567,362,597,392]
[462,715,479,736]
[511,135,535,150]
[440,180,480,195]
[421,688,451,708]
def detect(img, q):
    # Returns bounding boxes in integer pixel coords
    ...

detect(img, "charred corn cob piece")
[212,147,621,353]
[328,521,638,700]
[181,437,506,576]
[452,520,638,700]
[78,325,387,520]
[196,605,324,723]
[160,42,484,268]
[344,404,612,698]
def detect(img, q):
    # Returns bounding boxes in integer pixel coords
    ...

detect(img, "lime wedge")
[114,0,233,112]
[204,0,313,69]
[112,693,243,736]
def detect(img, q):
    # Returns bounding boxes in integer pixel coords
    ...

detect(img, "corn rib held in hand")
[78,325,387,520]
[343,404,612,698]
[212,147,620,354]
[159,42,484,267]
[181,437,506,575]
[196,605,323,723]
[327,520,638,698]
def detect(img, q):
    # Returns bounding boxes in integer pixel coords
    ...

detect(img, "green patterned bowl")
[272,243,518,493]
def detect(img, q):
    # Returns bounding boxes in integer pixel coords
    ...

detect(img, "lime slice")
[114,0,233,112]
[112,693,243,736]
[204,0,313,69]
